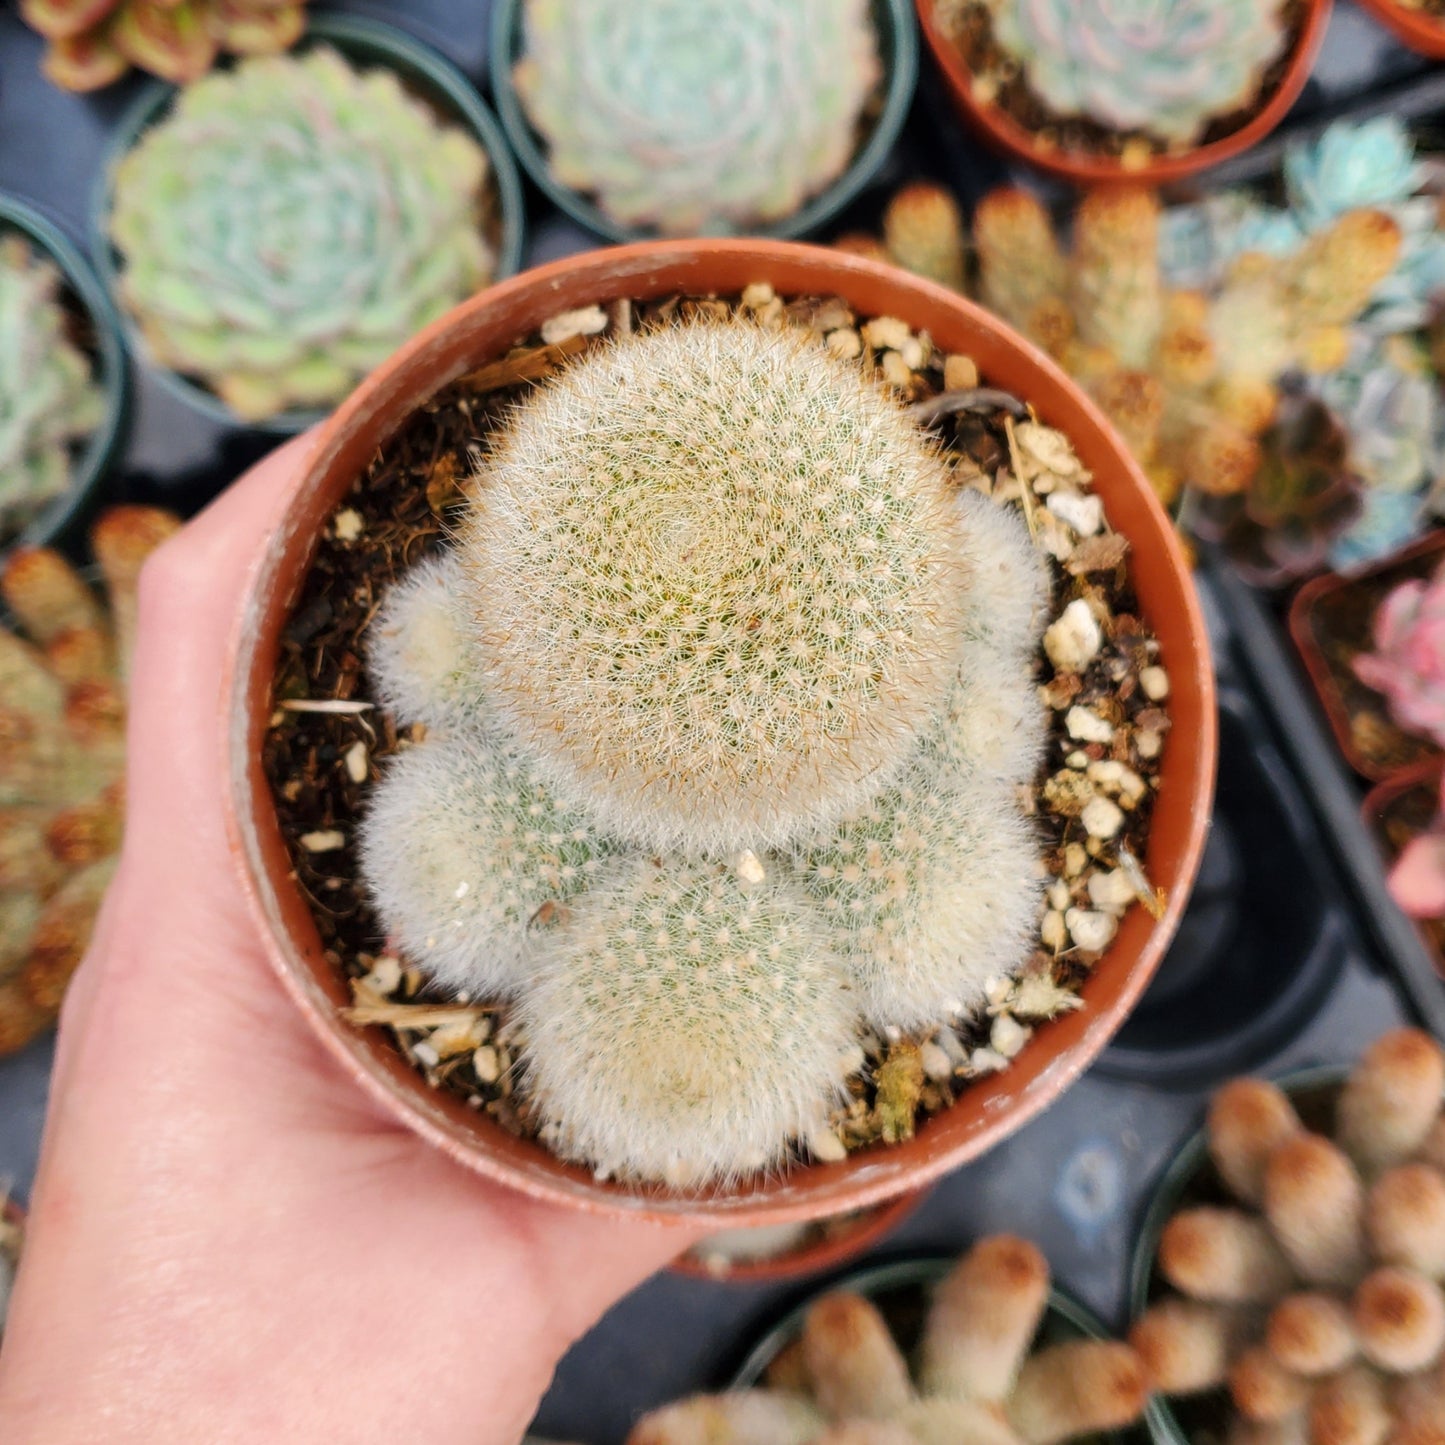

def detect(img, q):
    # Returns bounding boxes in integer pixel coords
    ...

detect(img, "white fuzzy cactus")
[458,319,971,855]
[366,552,477,732]
[517,857,856,1187]
[793,768,1043,1032]
[354,311,1055,1187]
[358,731,615,999]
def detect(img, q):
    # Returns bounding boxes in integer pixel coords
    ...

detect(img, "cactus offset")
[107,47,495,421]
[0,507,179,1054]
[518,857,857,1187]
[359,731,616,1001]
[1354,561,1445,750]
[458,319,974,855]
[21,0,308,91]
[0,234,105,546]
[991,0,1289,147]
[514,0,879,234]
[883,184,968,291]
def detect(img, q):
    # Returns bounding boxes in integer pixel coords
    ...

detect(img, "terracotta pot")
[1288,529,1445,782]
[672,1187,927,1284]
[1362,758,1445,978]
[1353,0,1445,57]
[914,0,1332,187]
[1131,1069,1345,1445]
[225,239,1217,1229]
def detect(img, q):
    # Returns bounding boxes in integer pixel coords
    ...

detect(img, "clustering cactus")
[21,0,308,91]
[0,506,179,1055]
[1354,562,1445,750]
[974,186,1402,519]
[107,46,495,422]
[0,233,106,547]
[1131,1030,1445,1445]
[358,314,1051,1187]
[630,1234,1150,1443]
[991,0,1289,146]
[513,0,880,234]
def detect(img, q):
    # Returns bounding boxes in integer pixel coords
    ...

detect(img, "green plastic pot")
[1129,1068,1347,1445]
[0,193,129,557]
[489,0,919,244]
[91,13,526,437]
[732,1252,1121,1421]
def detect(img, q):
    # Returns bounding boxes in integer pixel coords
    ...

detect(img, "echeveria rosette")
[513,0,880,235]
[20,0,309,92]
[107,46,494,422]
[991,0,1289,147]
[1285,118,1424,232]
[0,234,105,545]
[1355,564,1445,749]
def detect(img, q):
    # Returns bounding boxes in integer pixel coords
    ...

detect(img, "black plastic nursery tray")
[0,5,1441,1442]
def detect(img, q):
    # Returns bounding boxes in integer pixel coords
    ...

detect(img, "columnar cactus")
[358,313,1051,1186]
[0,234,105,546]
[1353,563,1445,750]
[107,47,495,421]
[991,0,1290,147]
[459,320,973,856]
[21,0,308,91]
[0,506,179,1054]
[629,1234,1150,1443]
[513,0,880,234]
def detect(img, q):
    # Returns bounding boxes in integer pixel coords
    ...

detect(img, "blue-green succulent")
[1285,118,1424,233]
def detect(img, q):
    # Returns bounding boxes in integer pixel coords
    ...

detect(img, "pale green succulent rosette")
[992,0,1289,147]
[0,234,106,546]
[106,45,495,424]
[512,0,881,236]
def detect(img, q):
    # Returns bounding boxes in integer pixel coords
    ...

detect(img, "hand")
[0,438,698,1445]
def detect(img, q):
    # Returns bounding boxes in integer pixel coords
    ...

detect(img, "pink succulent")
[1388,771,1445,921]
[1354,568,1445,749]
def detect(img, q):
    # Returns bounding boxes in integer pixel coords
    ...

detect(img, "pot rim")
[1352,0,1445,56]
[224,237,1217,1228]
[914,0,1332,187]
[88,11,527,438]
[1287,527,1445,783]
[0,192,129,559]
[1128,1065,1351,1445]
[730,1250,1114,1390]
[487,0,920,243]
[671,1185,929,1284]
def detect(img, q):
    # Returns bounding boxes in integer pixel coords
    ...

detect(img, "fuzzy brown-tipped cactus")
[0,506,179,1054]
[1131,1030,1445,1445]
[628,1235,1150,1444]
[882,185,968,292]
[973,185,1402,517]
[20,0,308,91]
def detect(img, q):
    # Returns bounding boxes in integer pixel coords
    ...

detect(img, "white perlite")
[1044,599,1103,672]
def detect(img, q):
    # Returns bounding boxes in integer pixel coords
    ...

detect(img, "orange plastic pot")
[914,0,1332,187]
[1354,0,1445,56]
[225,240,1217,1229]
[672,1187,927,1283]
[1288,529,1445,782]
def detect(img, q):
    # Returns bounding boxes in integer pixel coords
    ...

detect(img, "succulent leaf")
[1355,561,1445,751]
[0,234,105,547]
[106,46,495,421]
[991,0,1289,147]
[514,0,880,235]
